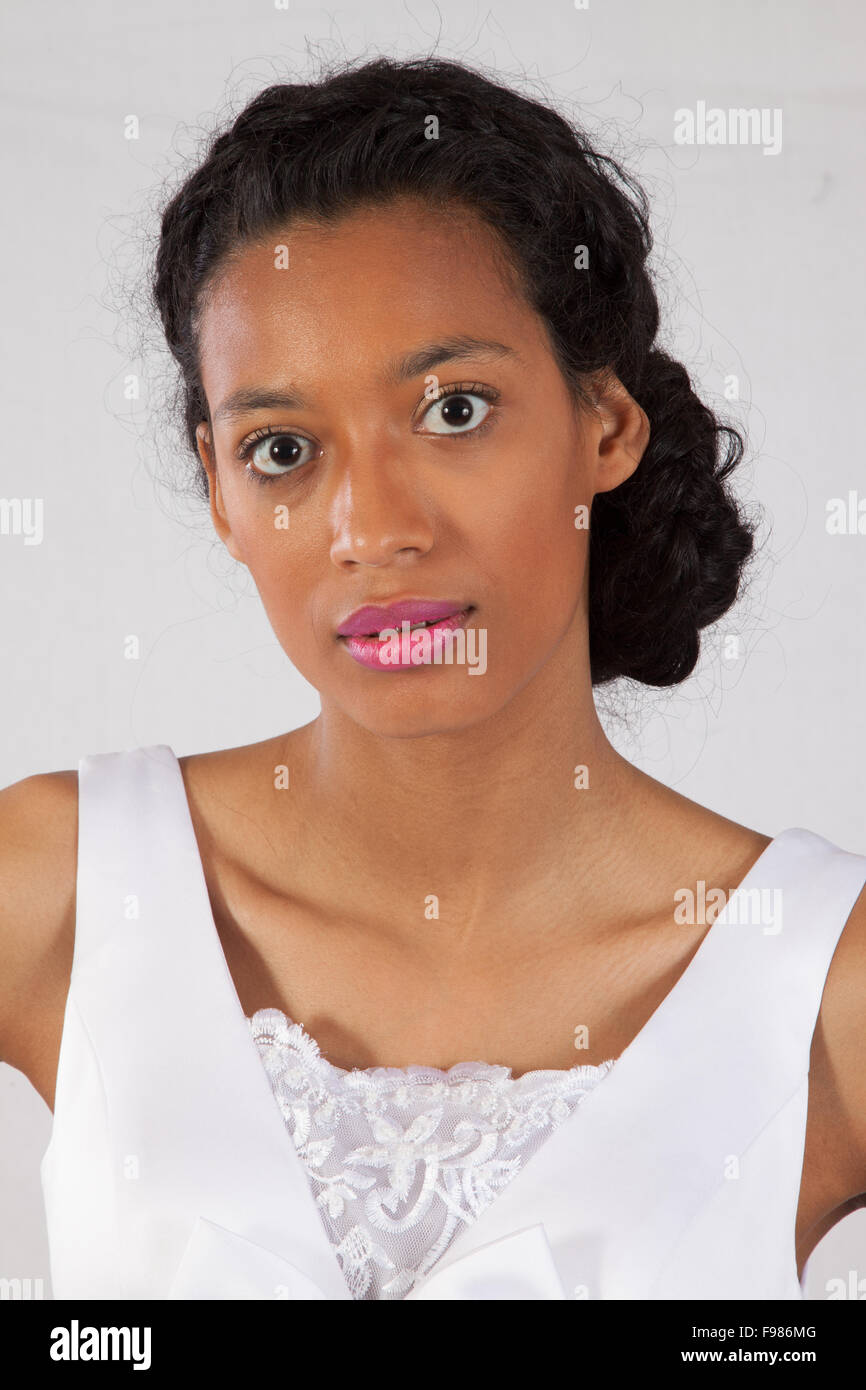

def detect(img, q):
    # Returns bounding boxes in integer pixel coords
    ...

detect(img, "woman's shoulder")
[177,730,307,780]
[812,863,866,1201]
[0,767,78,1072]
[176,730,309,828]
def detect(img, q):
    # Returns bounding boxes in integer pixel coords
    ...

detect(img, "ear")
[195,422,245,563]
[584,368,650,495]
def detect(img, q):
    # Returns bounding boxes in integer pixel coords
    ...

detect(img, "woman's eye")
[238,390,495,476]
[243,432,317,476]
[419,390,493,435]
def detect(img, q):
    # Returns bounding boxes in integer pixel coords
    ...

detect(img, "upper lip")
[337,598,471,638]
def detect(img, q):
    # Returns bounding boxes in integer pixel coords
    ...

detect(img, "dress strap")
[75,744,213,966]
[66,744,352,1299]
[702,827,866,1082]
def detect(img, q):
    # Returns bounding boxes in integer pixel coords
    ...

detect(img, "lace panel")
[248,1007,616,1300]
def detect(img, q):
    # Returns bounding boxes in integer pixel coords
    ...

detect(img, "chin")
[335,683,506,741]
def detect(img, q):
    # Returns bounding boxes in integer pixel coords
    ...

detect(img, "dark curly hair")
[152,55,755,688]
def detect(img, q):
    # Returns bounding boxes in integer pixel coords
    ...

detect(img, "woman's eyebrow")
[384,335,521,385]
[214,385,309,424]
[213,336,520,426]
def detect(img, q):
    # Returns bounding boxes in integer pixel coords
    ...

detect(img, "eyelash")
[234,380,501,485]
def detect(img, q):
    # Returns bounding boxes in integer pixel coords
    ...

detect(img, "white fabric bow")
[168,1217,567,1301]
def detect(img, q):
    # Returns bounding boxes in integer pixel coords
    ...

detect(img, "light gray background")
[1,0,864,1298]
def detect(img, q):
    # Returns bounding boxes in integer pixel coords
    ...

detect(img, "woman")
[2,55,865,1302]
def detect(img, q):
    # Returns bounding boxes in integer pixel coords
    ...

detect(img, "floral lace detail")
[248,1006,616,1300]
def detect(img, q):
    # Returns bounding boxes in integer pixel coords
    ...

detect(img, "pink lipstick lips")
[337,599,474,671]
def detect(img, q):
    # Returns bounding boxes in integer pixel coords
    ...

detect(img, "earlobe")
[195,422,244,563]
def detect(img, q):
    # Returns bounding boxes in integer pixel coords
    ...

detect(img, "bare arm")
[0,771,78,1096]
[811,880,866,1206]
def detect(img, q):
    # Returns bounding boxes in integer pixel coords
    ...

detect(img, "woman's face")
[195,197,646,738]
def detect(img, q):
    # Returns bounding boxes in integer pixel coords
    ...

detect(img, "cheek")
[229,508,317,636]
[248,550,331,684]
[473,470,588,639]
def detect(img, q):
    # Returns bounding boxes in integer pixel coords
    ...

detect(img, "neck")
[285,648,651,940]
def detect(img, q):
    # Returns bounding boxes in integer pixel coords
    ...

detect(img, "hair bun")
[589,348,754,686]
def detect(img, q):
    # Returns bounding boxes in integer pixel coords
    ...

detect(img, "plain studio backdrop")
[1,0,864,1299]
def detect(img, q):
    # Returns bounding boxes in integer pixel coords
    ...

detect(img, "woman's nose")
[328,452,435,568]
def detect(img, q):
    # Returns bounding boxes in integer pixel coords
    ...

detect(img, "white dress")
[40,745,866,1300]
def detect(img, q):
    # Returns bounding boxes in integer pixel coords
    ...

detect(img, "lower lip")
[339,608,474,670]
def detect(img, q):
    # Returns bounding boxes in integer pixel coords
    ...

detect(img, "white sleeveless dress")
[40,745,866,1300]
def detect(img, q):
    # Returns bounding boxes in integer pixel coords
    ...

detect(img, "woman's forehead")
[195,210,544,401]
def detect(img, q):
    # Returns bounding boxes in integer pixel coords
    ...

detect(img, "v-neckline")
[169,747,789,1297]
